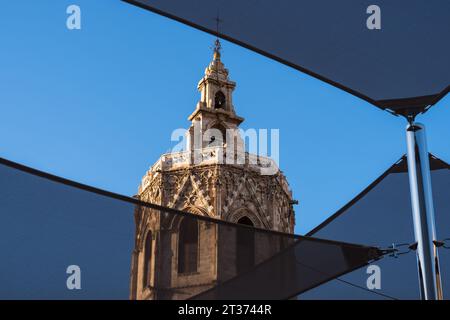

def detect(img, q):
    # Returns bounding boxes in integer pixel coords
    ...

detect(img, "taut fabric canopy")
[0,157,383,299]
[124,0,449,116]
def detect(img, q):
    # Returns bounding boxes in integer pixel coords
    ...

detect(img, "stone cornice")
[188,105,244,124]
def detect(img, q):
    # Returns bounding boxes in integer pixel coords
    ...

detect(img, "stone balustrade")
[139,147,286,193]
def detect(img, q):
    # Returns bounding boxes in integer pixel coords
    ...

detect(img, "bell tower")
[187,39,244,151]
[129,42,296,300]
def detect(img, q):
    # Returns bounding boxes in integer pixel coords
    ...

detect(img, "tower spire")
[213,11,222,61]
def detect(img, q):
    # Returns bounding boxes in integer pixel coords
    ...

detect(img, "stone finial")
[213,38,221,61]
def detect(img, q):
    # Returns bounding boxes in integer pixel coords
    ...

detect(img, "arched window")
[208,124,227,147]
[178,218,199,273]
[236,216,255,274]
[142,231,152,287]
[214,91,226,109]
[238,216,253,226]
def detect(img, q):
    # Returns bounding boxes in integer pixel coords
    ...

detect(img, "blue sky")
[0,0,449,235]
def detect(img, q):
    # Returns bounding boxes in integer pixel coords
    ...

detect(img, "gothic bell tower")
[129,41,296,300]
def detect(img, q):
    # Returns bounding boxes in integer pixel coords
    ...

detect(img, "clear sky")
[0,0,449,235]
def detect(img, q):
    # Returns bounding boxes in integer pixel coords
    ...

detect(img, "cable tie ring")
[435,238,450,249]
[383,243,414,258]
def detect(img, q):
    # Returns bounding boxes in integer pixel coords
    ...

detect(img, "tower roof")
[189,40,243,124]
[213,38,221,61]
[205,39,229,81]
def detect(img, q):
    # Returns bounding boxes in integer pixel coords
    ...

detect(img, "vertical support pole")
[406,122,443,300]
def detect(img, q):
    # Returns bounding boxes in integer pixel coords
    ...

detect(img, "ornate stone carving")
[130,42,296,300]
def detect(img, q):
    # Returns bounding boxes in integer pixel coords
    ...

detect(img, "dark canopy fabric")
[191,234,380,300]
[124,0,449,115]
[301,154,450,299]
[0,157,382,299]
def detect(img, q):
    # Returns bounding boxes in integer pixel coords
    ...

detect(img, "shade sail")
[301,154,450,299]
[191,234,380,300]
[0,157,382,299]
[124,0,449,115]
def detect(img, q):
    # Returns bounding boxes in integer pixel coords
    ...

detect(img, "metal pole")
[406,122,443,300]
